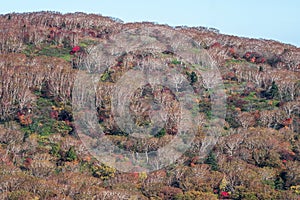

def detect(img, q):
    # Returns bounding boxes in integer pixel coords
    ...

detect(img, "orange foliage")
[18,113,32,125]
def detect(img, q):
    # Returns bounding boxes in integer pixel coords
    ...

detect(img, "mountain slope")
[0,11,299,199]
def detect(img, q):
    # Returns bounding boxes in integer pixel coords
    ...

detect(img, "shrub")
[204,152,218,171]
[65,146,77,161]
[50,143,61,158]
[187,71,198,85]
[290,185,300,195]
[154,128,166,138]
[263,81,279,99]
[38,45,72,61]
[92,163,116,180]
[171,59,181,65]
[101,71,111,81]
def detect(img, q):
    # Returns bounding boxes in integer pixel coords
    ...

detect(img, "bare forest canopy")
[0,11,299,199]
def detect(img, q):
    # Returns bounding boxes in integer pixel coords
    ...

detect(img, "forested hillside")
[0,11,299,199]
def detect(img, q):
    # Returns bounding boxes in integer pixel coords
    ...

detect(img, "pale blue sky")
[0,0,299,47]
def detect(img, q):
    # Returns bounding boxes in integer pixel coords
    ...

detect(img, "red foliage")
[257,57,266,63]
[133,172,139,179]
[50,109,59,120]
[70,46,81,54]
[243,52,265,64]
[210,42,221,48]
[72,46,80,52]
[244,52,252,59]
[221,191,230,198]
[88,31,96,37]
[251,57,256,63]
[283,118,293,126]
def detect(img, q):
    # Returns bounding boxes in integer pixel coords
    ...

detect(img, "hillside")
[0,11,299,199]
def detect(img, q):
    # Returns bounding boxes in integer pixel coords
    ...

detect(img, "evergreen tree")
[265,81,279,99]
[204,152,219,171]
[190,71,198,84]
[66,146,77,161]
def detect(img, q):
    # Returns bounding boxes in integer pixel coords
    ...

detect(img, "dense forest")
[0,11,299,199]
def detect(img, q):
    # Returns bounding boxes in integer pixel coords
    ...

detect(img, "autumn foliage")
[0,11,299,199]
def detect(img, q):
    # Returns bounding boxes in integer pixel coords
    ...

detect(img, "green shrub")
[50,143,61,158]
[23,44,72,61]
[79,39,98,48]
[154,128,166,138]
[54,121,72,135]
[38,45,71,61]
[66,146,77,161]
[92,163,116,180]
[100,71,111,81]
[204,152,218,171]
[186,71,198,85]
[171,59,181,65]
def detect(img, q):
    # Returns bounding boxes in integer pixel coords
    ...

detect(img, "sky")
[0,0,299,47]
